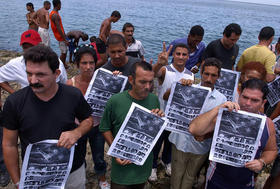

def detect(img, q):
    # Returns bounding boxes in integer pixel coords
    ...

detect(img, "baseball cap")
[20,30,42,46]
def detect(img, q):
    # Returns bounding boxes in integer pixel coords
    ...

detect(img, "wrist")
[14,181,19,188]
[258,158,266,167]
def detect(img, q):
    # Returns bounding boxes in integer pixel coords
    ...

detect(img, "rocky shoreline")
[0,50,270,189]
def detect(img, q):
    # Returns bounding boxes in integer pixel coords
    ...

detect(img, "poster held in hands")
[214,69,240,102]
[165,82,211,134]
[209,108,266,167]
[84,68,128,117]
[267,76,280,106]
[20,140,75,189]
[107,102,167,165]
[273,116,280,154]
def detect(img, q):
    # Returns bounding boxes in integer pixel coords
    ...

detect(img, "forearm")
[152,62,164,77]
[0,82,15,94]
[266,73,276,83]
[102,131,114,146]
[259,150,277,165]
[74,117,93,138]
[3,144,20,184]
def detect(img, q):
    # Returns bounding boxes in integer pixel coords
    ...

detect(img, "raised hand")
[157,42,173,66]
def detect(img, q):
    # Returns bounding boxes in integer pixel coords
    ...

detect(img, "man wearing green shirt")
[100,61,164,189]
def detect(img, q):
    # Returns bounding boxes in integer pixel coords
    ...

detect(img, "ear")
[55,69,61,79]
[128,75,134,85]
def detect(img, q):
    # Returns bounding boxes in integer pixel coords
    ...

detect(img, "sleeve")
[99,98,113,132]
[138,41,145,56]
[198,44,206,64]
[75,92,92,121]
[202,42,213,60]
[2,97,19,130]
[265,53,276,74]
[57,59,68,84]
[96,38,106,54]
[0,60,19,83]
[237,53,245,71]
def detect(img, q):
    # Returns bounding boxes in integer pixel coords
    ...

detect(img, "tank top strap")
[71,76,76,87]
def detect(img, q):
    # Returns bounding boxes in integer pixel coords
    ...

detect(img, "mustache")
[29,83,44,88]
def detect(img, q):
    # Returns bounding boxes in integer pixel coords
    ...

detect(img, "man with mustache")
[166,58,227,189]
[122,22,145,61]
[189,78,277,189]
[2,45,93,189]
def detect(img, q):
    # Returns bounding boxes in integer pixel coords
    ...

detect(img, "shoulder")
[198,42,206,49]
[6,87,31,104]
[172,38,187,45]
[213,89,227,102]
[267,117,276,134]
[107,91,127,104]
[59,84,82,97]
[128,56,141,64]
[1,56,24,70]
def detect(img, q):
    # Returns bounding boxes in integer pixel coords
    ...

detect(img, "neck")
[35,83,59,101]
[173,64,185,72]
[126,38,132,44]
[54,8,59,12]
[80,73,92,82]
[258,41,270,47]
[128,90,145,100]
[112,56,128,67]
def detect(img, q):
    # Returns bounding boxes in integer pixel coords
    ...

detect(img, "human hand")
[179,79,193,86]
[220,101,240,112]
[64,40,70,46]
[245,159,264,173]
[115,158,131,165]
[57,130,81,149]
[151,108,165,117]
[157,42,172,66]
[191,65,199,73]
[112,70,122,76]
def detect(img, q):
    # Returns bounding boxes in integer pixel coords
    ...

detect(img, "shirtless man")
[99,11,121,43]
[26,2,38,31]
[34,1,51,46]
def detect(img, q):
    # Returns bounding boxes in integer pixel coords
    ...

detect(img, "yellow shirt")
[237,45,276,74]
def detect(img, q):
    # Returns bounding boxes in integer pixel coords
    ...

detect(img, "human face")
[187,35,203,49]
[26,5,32,11]
[124,27,134,41]
[107,43,127,66]
[112,17,120,23]
[173,47,189,67]
[26,61,59,95]
[129,67,154,100]
[201,66,219,89]
[222,33,240,49]
[241,70,262,83]
[22,43,34,53]
[78,53,95,77]
[238,88,266,113]
[44,4,51,10]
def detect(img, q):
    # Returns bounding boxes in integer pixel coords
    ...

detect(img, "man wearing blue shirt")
[167,25,205,73]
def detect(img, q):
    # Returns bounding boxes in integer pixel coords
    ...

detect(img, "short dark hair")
[259,26,275,41]
[90,36,97,43]
[223,23,242,38]
[52,0,61,8]
[107,33,126,48]
[130,61,153,79]
[24,44,59,73]
[189,25,204,37]
[44,1,51,5]
[26,2,34,9]
[111,10,121,18]
[201,58,222,76]
[122,22,134,32]
[173,43,190,54]
[74,44,97,67]
[241,79,268,100]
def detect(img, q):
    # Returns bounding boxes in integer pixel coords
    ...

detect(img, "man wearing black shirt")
[203,23,242,70]
[2,45,93,188]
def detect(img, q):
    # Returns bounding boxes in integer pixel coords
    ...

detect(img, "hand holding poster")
[107,103,167,165]
[209,108,266,167]
[214,69,240,102]
[84,68,128,117]
[267,76,280,106]
[273,116,280,154]
[165,82,211,134]
[20,140,75,189]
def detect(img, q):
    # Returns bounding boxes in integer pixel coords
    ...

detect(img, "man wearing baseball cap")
[0,29,67,94]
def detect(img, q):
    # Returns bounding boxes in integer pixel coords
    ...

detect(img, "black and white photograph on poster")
[20,140,75,189]
[267,76,280,106]
[214,69,240,102]
[165,82,211,134]
[107,102,167,165]
[84,68,128,117]
[273,116,280,154]
[209,108,266,167]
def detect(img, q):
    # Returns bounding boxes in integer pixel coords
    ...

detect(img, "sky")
[229,0,280,6]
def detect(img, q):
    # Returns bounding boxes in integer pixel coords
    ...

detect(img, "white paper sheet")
[107,102,167,165]
[267,76,280,106]
[20,140,75,189]
[273,115,280,154]
[209,108,266,167]
[84,68,128,117]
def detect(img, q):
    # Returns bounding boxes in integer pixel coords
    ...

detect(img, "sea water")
[0,0,279,62]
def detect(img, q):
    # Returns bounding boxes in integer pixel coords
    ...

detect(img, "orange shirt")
[50,10,65,41]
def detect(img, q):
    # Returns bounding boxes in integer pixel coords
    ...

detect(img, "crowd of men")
[0,0,279,189]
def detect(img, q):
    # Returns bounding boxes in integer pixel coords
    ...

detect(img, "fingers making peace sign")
[157,42,173,66]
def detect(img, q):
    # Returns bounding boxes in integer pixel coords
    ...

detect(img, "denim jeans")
[86,126,107,176]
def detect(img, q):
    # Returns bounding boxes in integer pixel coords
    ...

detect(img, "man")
[26,2,38,31]
[99,10,121,43]
[66,30,89,63]
[168,58,227,189]
[122,22,145,60]
[102,33,140,90]
[100,61,164,189]
[0,30,67,94]
[203,23,242,70]
[189,79,277,189]
[33,1,51,46]
[50,0,69,67]
[237,26,276,82]
[168,25,205,73]
[149,43,194,181]
[2,45,93,189]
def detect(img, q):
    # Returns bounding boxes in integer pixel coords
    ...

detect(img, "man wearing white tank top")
[149,43,194,181]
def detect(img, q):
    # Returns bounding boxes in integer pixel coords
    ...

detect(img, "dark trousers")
[111,182,145,189]
[152,130,172,168]
[0,127,7,171]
